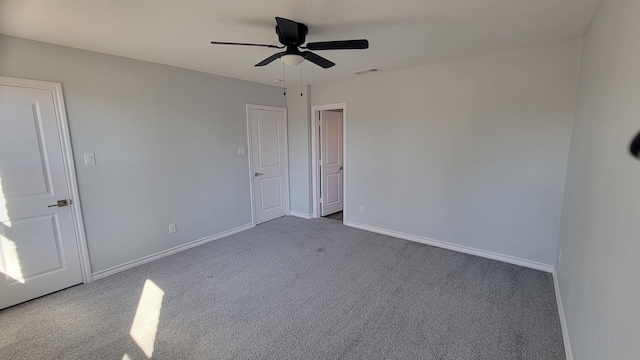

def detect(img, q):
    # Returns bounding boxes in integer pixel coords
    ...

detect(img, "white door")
[0,81,83,310]
[248,106,288,224]
[320,110,343,216]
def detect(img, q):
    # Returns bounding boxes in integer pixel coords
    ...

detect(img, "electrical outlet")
[84,153,96,165]
[238,146,246,155]
[359,205,365,214]
[168,223,177,234]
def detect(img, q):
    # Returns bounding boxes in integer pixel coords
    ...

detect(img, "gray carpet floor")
[0,216,565,359]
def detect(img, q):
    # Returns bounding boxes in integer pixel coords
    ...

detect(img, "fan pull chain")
[300,63,304,96]
[282,60,286,96]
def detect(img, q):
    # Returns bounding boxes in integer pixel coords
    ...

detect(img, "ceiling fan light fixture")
[282,54,304,66]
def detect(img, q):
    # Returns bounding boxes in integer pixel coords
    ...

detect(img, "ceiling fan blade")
[255,52,286,67]
[305,40,369,51]
[302,51,335,69]
[275,17,302,43]
[211,41,283,49]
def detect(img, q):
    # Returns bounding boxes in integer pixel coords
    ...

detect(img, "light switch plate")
[84,153,96,165]
[238,147,246,155]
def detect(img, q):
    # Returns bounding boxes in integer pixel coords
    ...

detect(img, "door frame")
[311,103,347,220]
[245,104,290,226]
[0,76,93,283]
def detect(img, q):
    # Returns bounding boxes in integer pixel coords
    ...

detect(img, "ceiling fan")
[211,17,369,69]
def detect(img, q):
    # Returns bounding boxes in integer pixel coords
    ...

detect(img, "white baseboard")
[344,221,554,273]
[92,223,254,280]
[289,211,312,219]
[553,271,573,360]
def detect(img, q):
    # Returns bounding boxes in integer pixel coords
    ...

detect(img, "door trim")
[311,103,347,220]
[0,76,93,283]
[245,104,290,226]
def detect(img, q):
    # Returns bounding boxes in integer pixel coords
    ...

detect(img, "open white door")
[247,105,288,224]
[320,110,343,216]
[0,78,86,309]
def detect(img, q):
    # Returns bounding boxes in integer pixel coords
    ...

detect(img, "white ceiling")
[0,0,601,86]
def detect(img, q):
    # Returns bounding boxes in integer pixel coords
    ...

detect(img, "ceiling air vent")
[351,68,379,75]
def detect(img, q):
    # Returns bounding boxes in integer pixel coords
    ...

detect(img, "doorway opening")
[311,103,346,223]
[324,211,343,222]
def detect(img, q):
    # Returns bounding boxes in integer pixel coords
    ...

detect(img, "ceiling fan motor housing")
[276,23,308,46]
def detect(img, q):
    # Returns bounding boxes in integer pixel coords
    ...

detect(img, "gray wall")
[286,85,312,215]
[310,39,581,266]
[557,0,640,358]
[0,35,286,273]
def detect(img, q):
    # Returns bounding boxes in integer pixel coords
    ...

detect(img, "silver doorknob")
[48,199,69,207]
[254,172,264,177]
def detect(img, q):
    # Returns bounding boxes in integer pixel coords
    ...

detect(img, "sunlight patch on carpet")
[130,279,164,358]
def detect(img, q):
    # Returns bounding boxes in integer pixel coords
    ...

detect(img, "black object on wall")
[631,131,640,159]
